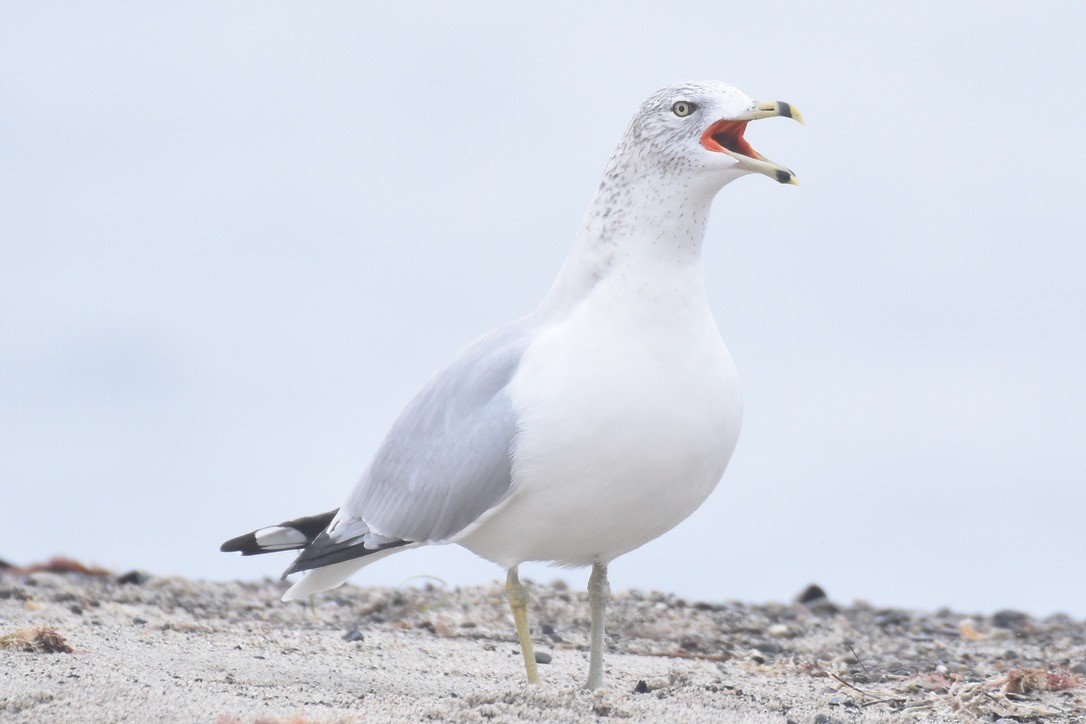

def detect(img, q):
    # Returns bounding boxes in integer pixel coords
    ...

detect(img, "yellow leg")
[585,562,610,690]
[505,567,540,684]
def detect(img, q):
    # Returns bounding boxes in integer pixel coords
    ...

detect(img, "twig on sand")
[824,670,907,709]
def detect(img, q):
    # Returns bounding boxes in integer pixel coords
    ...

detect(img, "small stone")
[992,610,1030,629]
[633,680,649,694]
[132,617,147,625]
[755,642,782,655]
[116,571,149,586]
[796,584,828,604]
[796,584,838,616]
[541,624,555,635]
[342,628,364,643]
[958,619,987,641]
[767,624,789,637]
[873,610,910,627]
[534,651,551,664]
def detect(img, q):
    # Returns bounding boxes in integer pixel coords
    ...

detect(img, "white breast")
[458,266,742,568]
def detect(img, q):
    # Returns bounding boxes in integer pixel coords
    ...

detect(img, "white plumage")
[223,80,802,689]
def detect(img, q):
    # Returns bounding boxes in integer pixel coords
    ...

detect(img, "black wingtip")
[220,509,342,557]
[220,532,260,555]
[283,533,411,577]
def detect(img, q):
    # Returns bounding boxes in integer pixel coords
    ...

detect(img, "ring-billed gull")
[222,80,802,690]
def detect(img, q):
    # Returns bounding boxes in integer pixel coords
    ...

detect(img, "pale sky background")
[2,3,1083,617]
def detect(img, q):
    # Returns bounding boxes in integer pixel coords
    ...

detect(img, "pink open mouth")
[700,119,758,159]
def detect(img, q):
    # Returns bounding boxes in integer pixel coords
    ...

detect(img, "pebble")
[992,610,1030,629]
[796,584,828,605]
[342,628,364,643]
[796,584,839,616]
[534,651,551,664]
[873,610,911,627]
[116,571,149,586]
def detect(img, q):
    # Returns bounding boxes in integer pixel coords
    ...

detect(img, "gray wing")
[335,324,532,543]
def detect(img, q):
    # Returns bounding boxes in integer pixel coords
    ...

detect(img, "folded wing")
[283,325,532,581]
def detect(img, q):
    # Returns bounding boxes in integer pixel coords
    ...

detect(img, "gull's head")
[620,81,803,188]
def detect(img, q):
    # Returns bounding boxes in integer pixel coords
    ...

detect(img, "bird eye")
[672,101,696,117]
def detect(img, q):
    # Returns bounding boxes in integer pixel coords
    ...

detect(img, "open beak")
[700,101,804,185]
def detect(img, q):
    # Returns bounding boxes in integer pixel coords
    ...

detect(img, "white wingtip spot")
[255,526,308,549]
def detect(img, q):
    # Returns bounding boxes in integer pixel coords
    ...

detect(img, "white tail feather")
[280,544,421,601]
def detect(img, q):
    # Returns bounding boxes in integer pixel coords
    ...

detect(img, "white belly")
[457,276,742,568]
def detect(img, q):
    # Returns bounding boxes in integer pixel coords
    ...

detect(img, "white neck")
[533,166,722,321]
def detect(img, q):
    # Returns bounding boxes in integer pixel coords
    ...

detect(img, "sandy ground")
[1,566,1083,723]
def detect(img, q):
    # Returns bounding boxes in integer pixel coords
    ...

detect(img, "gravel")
[1,571,1083,722]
